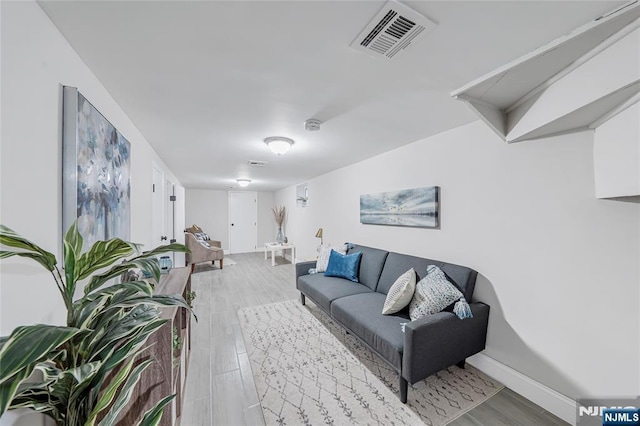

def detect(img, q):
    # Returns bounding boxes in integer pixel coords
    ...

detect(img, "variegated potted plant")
[0,223,192,425]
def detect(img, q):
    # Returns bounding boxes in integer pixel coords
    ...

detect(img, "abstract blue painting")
[63,87,131,247]
[360,187,439,228]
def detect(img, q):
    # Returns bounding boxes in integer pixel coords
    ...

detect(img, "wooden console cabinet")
[118,267,192,425]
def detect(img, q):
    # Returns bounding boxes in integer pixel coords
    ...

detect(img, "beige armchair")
[184,228,224,272]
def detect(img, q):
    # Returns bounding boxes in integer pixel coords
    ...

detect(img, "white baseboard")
[467,353,576,425]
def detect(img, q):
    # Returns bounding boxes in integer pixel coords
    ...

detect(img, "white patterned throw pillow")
[409,265,463,321]
[316,244,347,273]
[382,269,416,315]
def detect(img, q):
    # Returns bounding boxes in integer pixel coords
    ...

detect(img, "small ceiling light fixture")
[236,179,251,187]
[264,136,294,155]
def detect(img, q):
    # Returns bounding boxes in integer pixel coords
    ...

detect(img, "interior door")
[165,180,175,264]
[229,191,257,254]
[151,165,165,247]
[173,185,186,267]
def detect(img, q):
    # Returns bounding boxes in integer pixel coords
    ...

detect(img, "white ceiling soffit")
[350,0,436,60]
[451,0,640,143]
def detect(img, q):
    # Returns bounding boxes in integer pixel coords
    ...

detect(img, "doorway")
[151,164,165,247]
[229,191,257,254]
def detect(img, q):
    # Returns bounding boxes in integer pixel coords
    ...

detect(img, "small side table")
[264,243,295,266]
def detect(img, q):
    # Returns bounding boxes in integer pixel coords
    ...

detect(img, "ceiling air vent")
[248,160,267,167]
[350,0,436,60]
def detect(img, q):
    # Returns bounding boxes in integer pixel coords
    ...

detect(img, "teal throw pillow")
[324,250,362,282]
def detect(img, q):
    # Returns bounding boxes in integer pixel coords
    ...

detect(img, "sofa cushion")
[297,273,372,312]
[378,252,478,301]
[377,253,431,295]
[324,250,362,282]
[409,265,464,321]
[382,268,416,315]
[331,292,409,369]
[347,244,389,291]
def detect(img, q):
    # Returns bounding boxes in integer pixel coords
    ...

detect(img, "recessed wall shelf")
[451,1,640,143]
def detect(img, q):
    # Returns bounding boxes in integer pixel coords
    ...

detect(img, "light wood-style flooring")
[181,252,568,426]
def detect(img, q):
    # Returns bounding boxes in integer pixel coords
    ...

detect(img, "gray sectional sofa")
[295,244,490,403]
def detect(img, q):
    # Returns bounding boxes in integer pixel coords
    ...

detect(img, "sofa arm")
[209,240,222,249]
[402,302,489,383]
[295,260,317,285]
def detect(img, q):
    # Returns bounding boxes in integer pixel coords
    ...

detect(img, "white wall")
[276,120,640,404]
[0,4,183,423]
[185,189,229,249]
[185,189,276,251]
[258,192,277,247]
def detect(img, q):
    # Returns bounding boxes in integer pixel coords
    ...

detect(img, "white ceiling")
[38,0,624,191]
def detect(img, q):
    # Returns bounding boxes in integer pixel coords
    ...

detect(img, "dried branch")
[271,206,287,228]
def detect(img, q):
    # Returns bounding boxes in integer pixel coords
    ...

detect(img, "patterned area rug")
[238,299,503,426]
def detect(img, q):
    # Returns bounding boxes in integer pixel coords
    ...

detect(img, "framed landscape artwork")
[360,186,439,228]
[62,86,131,247]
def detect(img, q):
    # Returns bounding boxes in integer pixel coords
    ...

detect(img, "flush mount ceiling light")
[236,179,251,187]
[264,136,294,155]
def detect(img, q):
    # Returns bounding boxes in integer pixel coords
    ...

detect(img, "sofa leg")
[457,359,466,369]
[219,259,223,269]
[300,293,306,305]
[399,376,408,404]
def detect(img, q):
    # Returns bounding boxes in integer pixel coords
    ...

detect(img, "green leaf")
[0,325,80,385]
[88,306,161,360]
[75,239,139,282]
[84,258,159,296]
[8,385,56,415]
[0,364,34,417]
[67,362,103,407]
[65,222,84,258]
[108,294,191,312]
[64,238,77,298]
[98,360,153,426]
[135,243,189,260]
[66,361,101,386]
[0,225,57,271]
[97,319,166,377]
[136,394,175,426]
[72,295,111,330]
[0,250,57,272]
[85,357,136,426]
[31,364,61,388]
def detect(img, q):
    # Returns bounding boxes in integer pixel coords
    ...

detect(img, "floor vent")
[350,0,436,60]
